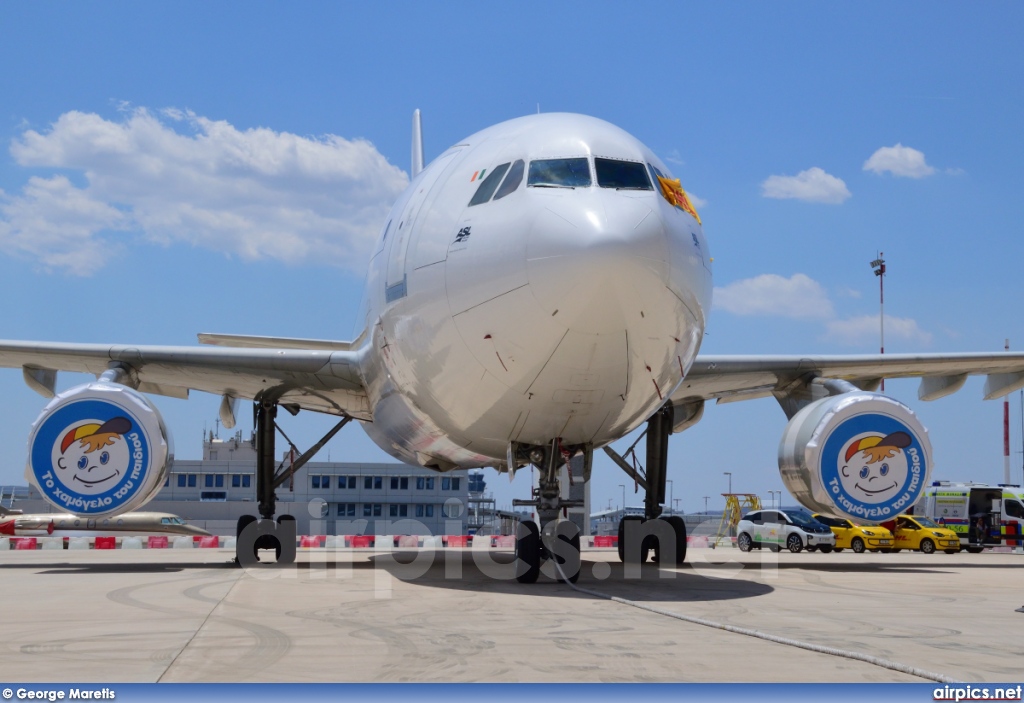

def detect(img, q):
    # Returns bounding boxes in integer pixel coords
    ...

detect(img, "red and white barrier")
[94,536,116,550]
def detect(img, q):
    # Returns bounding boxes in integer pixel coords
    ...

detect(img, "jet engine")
[778,391,931,523]
[25,381,172,517]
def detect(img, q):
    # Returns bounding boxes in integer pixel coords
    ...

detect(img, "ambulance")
[915,481,1024,552]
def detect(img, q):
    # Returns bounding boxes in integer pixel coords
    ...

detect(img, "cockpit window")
[468,162,511,206]
[527,158,591,188]
[493,159,525,200]
[596,158,652,190]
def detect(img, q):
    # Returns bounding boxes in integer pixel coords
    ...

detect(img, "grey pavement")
[0,546,1020,683]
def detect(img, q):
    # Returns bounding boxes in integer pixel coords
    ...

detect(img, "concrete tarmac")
[0,546,1021,683]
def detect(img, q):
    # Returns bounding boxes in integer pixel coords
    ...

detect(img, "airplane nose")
[526,192,670,334]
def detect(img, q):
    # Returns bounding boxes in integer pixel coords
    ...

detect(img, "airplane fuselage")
[0,511,211,538]
[356,114,712,470]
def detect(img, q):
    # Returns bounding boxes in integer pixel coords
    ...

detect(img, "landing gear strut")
[605,403,688,567]
[511,440,587,583]
[235,397,351,567]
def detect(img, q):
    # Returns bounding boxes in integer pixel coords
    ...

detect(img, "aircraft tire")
[515,520,541,584]
[617,516,648,563]
[237,514,257,538]
[656,515,687,566]
[556,530,581,584]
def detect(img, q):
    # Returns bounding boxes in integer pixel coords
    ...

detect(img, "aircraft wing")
[0,340,370,419]
[673,353,1024,406]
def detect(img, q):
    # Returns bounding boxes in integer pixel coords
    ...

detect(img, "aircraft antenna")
[411,109,424,177]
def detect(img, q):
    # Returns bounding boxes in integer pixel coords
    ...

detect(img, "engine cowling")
[25,381,172,517]
[778,391,932,523]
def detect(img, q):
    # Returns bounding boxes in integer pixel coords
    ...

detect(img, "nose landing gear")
[511,439,588,583]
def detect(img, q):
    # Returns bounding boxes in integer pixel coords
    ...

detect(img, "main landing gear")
[235,396,351,567]
[604,402,690,568]
[511,439,587,584]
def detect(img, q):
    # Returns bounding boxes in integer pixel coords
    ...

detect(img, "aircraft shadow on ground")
[343,551,778,602]
[25,563,194,574]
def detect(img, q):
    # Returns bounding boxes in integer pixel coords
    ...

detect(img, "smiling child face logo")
[52,417,132,496]
[838,431,912,504]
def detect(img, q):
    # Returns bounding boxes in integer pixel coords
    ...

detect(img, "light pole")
[723,471,732,496]
[667,479,674,515]
[1005,339,1011,485]
[674,498,681,513]
[871,253,886,391]
[769,490,781,509]
[703,496,710,514]
[618,484,625,515]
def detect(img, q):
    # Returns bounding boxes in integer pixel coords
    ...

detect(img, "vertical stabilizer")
[411,109,424,177]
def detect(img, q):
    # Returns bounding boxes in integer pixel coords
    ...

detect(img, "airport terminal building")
[15,431,475,537]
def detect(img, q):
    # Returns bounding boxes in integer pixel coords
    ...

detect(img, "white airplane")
[2,111,1024,580]
[0,505,211,538]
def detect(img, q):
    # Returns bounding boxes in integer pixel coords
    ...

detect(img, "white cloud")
[761,167,851,204]
[1,108,409,274]
[715,273,933,348]
[663,149,685,166]
[688,192,708,209]
[824,314,933,346]
[714,273,835,319]
[863,143,936,178]
[0,176,129,275]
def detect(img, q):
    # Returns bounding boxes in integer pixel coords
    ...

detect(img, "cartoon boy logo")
[838,431,912,504]
[53,417,132,496]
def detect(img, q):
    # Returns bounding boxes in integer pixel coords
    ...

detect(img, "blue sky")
[1,4,1023,515]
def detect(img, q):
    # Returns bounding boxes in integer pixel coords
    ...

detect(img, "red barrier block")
[300,535,319,548]
[350,535,374,548]
[494,535,515,548]
[94,536,116,550]
[397,535,419,548]
[13,537,37,550]
[445,535,470,547]
[594,535,615,548]
[147,536,169,549]
[198,536,219,548]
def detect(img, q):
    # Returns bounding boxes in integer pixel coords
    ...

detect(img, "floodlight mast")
[871,253,886,391]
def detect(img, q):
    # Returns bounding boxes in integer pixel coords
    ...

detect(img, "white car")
[737,509,836,553]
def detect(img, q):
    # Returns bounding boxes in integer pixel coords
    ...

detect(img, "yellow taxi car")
[812,514,894,553]
[890,515,962,554]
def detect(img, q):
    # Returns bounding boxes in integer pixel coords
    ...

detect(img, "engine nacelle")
[778,391,932,523]
[25,381,172,517]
